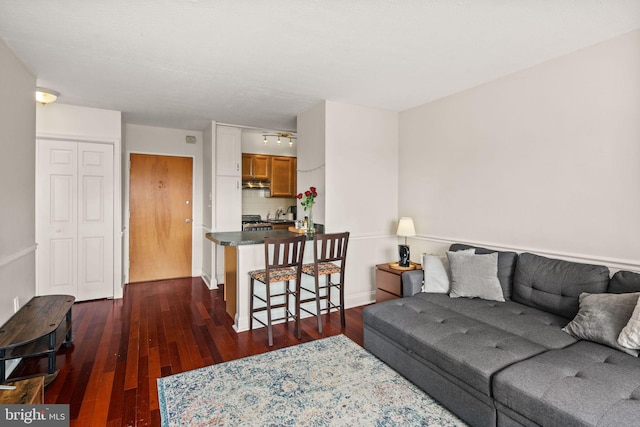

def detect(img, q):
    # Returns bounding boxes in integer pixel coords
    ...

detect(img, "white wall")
[0,38,36,324]
[399,29,640,270]
[124,123,204,281]
[36,103,122,141]
[297,102,327,224]
[298,101,400,307]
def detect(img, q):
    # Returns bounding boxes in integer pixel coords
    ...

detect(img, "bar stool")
[249,235,306,346]
[300,232,350,333]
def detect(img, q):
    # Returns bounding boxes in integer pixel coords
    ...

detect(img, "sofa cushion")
[450,244,518,300]
[563,292,640,356]
[448,251,504,302]
[363,295,548,396]
[609,270,640,294]
[423,293,576,350]
[494,341,640,427]
[512,252,610,319]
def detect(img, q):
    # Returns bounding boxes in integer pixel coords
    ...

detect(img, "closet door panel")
[36,140,114,301]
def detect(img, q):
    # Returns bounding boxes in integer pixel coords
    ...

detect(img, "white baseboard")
[201,274,218,290]
[345,290,375,309]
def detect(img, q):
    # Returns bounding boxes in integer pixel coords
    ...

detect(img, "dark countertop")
[267,219,295,225]
[206,225,324,246]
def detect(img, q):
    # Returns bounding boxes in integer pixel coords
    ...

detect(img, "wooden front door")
[129,154,193,283]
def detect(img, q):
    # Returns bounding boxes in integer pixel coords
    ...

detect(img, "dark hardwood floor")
[11,277,365,426]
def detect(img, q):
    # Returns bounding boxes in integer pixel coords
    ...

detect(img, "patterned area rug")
[157,334,465,426]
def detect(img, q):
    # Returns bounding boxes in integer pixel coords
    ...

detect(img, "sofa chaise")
[363,244,640,426]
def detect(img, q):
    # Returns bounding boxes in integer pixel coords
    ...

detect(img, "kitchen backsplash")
[242,189,296,220]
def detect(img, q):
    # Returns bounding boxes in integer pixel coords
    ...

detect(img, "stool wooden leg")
[315,274,323,334]
[339,275,346,328]
[295,279,301,339]
[266,281,273,346]
[285,280,290,324]
[249,278,255,331]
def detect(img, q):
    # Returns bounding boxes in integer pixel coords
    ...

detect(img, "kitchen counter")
[205,226,322,246]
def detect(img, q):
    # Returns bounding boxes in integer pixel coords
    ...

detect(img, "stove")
[242,214,273,231]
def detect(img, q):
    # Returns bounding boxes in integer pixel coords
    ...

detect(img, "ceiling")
[1,1,639,132]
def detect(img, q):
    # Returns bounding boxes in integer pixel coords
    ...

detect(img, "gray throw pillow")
[423,249,474,293]
[563,292,640,356]
[447,251,504,302]
[618,297,640,349]
[422,254,450,293]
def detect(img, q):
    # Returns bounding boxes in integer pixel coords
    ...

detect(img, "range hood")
[242,180,270,189]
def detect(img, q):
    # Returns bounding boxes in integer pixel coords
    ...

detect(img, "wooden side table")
[0,295,75,384]
[375,263,422,302]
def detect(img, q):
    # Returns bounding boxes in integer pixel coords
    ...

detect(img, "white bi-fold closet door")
[36,139,114,301]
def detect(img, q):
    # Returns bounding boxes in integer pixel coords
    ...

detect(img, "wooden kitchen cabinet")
[242,153,269,180]
[269,156,296,197]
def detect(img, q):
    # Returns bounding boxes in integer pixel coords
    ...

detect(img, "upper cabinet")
[215,125,242,232]
[216,126,241,176]
[242,153,269,181]
[270,156,296,198]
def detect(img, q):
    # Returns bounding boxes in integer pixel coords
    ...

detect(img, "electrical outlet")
[13,296,20,313]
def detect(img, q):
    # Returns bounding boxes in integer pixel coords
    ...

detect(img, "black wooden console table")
[0,295,75,384]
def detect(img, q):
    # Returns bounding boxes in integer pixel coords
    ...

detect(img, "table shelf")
[0,295,75,384]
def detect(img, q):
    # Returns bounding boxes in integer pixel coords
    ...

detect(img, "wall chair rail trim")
[0,244,37,269]
[415,234,639,273]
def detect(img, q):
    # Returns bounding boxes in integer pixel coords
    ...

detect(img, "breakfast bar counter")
[206,229,316,246]
[206,227,323,332]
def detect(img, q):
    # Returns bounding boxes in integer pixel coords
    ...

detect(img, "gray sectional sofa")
[363,244,640,426]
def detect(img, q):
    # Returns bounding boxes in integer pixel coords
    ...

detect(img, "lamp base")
[398,244,410,267]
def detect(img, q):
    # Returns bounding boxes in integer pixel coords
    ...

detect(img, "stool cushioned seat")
[249,267,297,283]
[301,262,341,276]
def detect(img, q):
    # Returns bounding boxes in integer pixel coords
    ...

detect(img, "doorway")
[129,154,193,283]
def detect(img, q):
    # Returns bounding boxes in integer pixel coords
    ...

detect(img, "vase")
[307,207,314,233]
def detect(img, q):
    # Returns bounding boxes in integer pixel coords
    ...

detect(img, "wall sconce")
[263,132,297,147]
[396,217,416,267]
[35,87,59,105]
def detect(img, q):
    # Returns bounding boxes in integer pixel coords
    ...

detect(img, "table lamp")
[396,217,416,267]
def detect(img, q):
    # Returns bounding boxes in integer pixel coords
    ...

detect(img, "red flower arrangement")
[297,186,317,211]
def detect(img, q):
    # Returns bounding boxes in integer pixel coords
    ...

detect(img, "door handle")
[185,219,191,223]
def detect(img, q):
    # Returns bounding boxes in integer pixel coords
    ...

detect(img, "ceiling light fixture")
[35,87,59,105]
[262,132,296,147]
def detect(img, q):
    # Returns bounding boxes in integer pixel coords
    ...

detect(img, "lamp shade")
[396,217,416,237]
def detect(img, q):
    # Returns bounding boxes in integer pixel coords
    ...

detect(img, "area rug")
[157,334,465,426]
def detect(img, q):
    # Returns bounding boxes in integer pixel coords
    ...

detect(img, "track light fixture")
[262,132,296,147]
